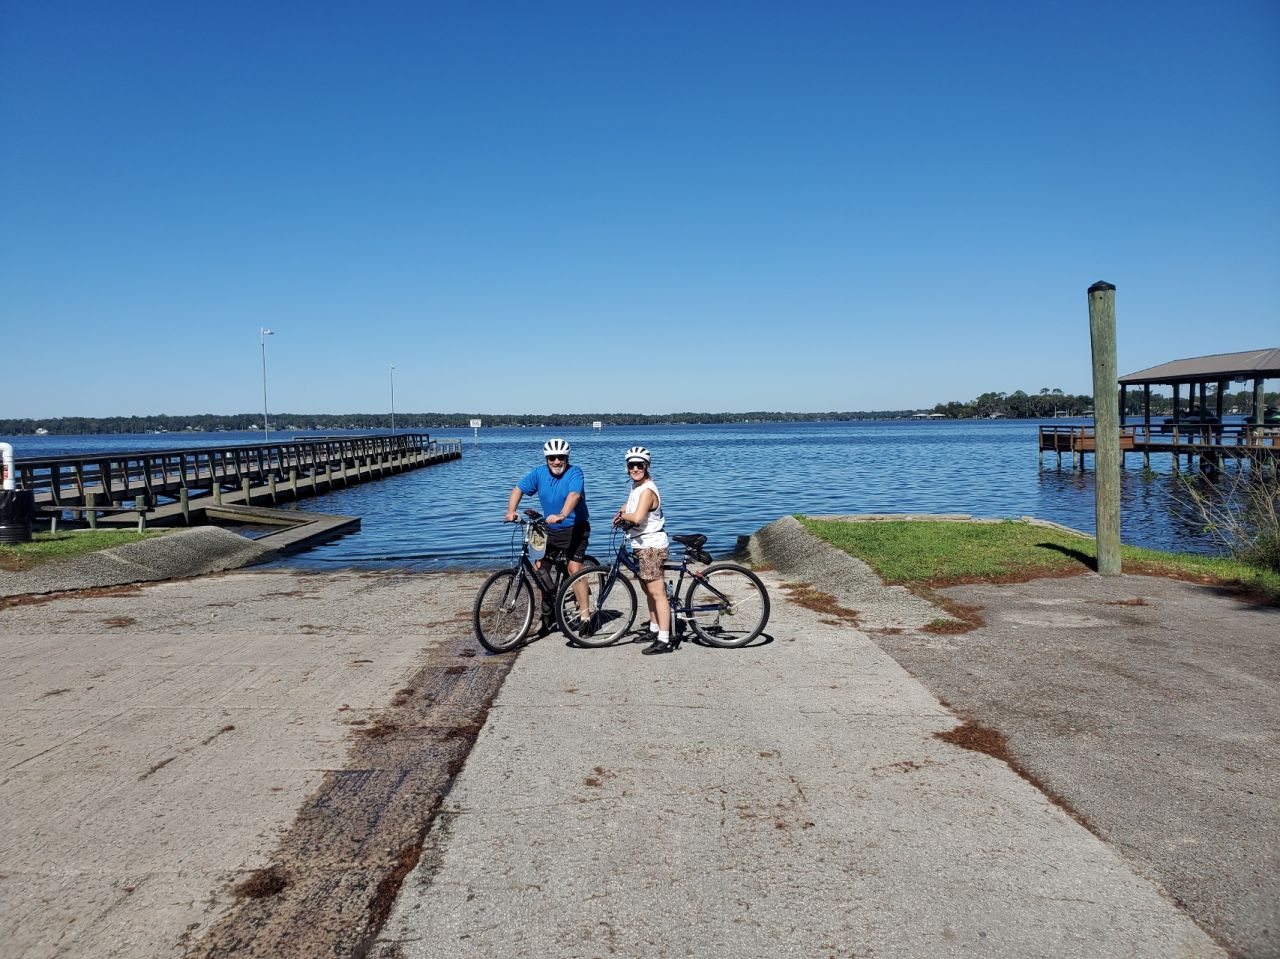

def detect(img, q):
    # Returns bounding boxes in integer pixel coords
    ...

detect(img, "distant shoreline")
[5,413,1072,436]
[4,386,1272,436]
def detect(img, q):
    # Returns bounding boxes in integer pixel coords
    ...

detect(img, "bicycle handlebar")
[506,510,548,529]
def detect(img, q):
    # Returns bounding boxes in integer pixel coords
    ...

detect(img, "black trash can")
[0,489,35,545]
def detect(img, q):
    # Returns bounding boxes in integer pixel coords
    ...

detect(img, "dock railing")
[1040,423,1277,451]
[1040,422,1277,470]
[11,433,462,516]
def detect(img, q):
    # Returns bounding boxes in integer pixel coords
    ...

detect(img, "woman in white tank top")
[612,446,673,655]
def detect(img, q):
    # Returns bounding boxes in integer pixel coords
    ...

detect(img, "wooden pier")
[10,433,462,526]
[1039,423,1277,472]
[1042,348,1278,474]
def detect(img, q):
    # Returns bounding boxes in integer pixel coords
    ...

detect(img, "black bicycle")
[554,524,770,649]
[472,509,595,654]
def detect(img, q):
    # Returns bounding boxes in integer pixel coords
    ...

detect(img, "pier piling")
[1088,280,1122,576]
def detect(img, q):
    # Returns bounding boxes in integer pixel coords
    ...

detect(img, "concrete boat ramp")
[376,595,1216,959]
[2,519,1269,957]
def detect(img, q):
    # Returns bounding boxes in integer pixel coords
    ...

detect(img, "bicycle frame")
[475,510,600,651]
[597,527,735,624]
[504,514,573,601]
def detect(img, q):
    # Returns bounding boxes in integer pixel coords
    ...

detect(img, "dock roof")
[1119,348,1280,386]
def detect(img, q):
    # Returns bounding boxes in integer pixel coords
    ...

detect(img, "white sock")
[656,630,670,644]
[649,622,660,633]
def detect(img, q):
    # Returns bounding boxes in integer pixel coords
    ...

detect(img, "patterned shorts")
[634,546,669,582]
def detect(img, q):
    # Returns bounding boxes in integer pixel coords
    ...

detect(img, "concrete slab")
[0,527,272,598]
[0,569,481,959]
[1,557,1257,958]
[877,572,1280,959]
[379,575,1221,959]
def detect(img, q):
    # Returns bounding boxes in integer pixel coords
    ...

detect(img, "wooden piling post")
[179,487,190,525]
[242,478,252,504]
[1088,280,1121,575]
[136,494,148,533]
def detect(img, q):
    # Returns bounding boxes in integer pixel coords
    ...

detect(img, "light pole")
[260,328,274,442]
[390,364,396,432]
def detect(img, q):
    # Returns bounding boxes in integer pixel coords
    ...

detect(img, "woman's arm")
[616,489,657,526]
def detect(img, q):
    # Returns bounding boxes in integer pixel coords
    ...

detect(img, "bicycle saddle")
[672,534,707,548]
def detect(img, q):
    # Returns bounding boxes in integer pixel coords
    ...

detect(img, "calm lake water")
[4,421,1223,568]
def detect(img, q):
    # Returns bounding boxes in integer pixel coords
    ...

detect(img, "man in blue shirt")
[505,438,591,633]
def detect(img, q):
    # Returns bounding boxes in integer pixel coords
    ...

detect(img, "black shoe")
[641,639,674,655]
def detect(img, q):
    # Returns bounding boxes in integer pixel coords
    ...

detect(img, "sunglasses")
[626,462,647,470]
[546,455,568,462]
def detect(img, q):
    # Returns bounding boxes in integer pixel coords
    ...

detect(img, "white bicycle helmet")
[624,446,651,465]
[543,438,571,457]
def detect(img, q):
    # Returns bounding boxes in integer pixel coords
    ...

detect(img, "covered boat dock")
[1039,347,1279,471]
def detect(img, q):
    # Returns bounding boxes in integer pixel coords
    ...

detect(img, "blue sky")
[2,0,1276,417]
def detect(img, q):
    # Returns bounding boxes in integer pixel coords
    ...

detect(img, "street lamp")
[260,328,274,442]
[390,364,396,433]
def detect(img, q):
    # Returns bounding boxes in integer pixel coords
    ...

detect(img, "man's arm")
[547,490,581,526]
[505,486,524,522]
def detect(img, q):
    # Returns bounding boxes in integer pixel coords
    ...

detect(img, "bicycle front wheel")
[473,569,535,653]
[685,563,770,648]
[557,566,638,647]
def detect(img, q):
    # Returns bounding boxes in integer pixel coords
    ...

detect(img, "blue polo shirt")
[518,464,589,530]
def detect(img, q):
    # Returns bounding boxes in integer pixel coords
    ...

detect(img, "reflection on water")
[2,422,1250,569]
[1035,466,1215,551]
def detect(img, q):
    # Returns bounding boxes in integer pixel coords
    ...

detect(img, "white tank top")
[625,479,668,549]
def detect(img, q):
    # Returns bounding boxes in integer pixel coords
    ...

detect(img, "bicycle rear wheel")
[473,569,535,653]
[557,566,638,647]
[685,563,770,648]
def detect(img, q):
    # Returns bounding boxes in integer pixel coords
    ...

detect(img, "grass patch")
[922,617,973,634]
[0,529,169,572]
[796,516,1280,602]
[780,582,860,622]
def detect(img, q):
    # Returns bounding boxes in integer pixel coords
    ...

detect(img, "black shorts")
[546,522,591,563]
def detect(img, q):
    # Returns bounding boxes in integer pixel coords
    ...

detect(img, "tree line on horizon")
[929,387,1275,420]
[2,388,1274,435]
[1,410,913,434]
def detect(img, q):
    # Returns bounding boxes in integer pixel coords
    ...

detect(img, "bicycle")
[554,524,770,649]
[471,509,597,654]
